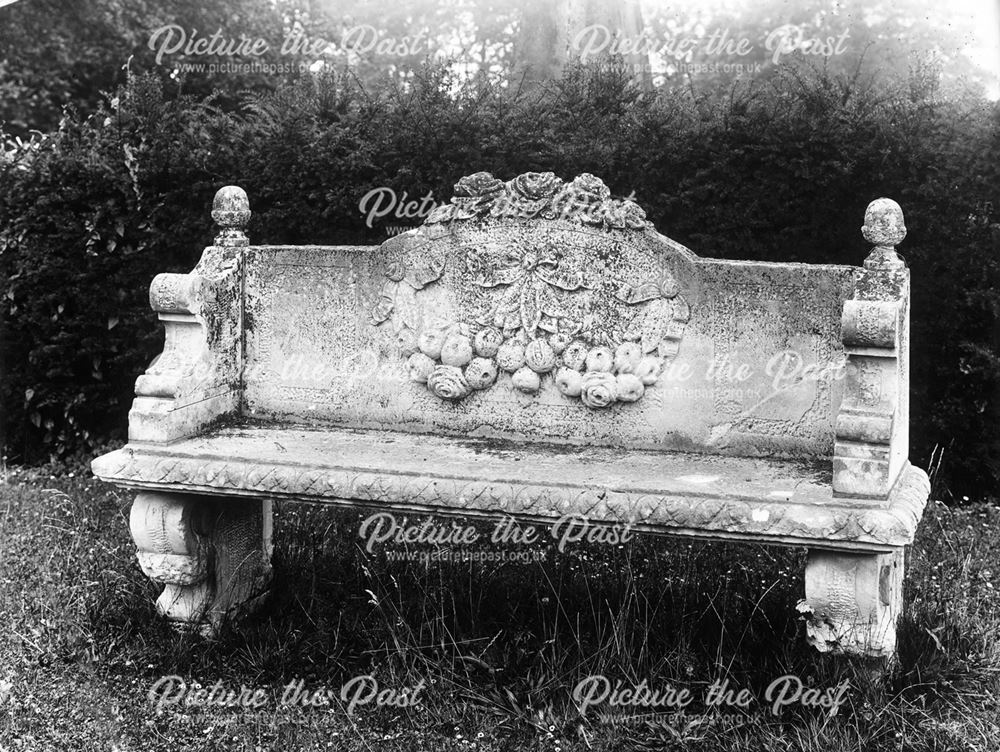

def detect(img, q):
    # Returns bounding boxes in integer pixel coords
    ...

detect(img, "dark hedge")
[2,63,997,500]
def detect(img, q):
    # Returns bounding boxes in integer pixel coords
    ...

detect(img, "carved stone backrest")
[131,175,913,499]
[241,173,858,460]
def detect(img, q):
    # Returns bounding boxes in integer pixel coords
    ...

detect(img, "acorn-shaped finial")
[861,198,905,270]
[211,185,250,247]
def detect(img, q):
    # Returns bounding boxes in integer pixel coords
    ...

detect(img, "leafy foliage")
[1,62,997,497]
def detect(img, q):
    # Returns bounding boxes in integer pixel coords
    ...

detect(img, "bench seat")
[92,422,928,553]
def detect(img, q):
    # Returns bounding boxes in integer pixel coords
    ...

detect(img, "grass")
[0,459,998,751]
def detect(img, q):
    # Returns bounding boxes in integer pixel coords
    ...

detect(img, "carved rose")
[600,202,629,229]
[427,365,472,400]
[493,172,563,219]
[508,172,563,201]
[423,171,651,229]
[554,173,611,221]
[616,373,645,402]
[407,352,436,383]
[580,371,618,408]
[597,200,648,230]
[450,172,506,218]
[622,201,648,229]
[570,173,610,202]
[454,172,505,199]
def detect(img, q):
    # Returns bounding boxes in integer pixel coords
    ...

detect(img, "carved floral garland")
[372,172,690,409]
[425,171,652,229]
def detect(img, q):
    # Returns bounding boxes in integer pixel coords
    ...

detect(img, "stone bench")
[92,172,929,658]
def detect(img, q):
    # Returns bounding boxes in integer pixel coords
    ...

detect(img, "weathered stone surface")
[834,198,911,499]
[799,548,904,658]
[94,425,929,552]
[128,188,246,443]
[861,198,906,264]
[128,491,272,634]
[92,175,930,655]
[211,185,251,247]
[242,230,854,458]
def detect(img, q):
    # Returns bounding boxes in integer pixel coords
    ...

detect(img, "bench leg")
[129,492,273,636]
[798,548,903,659]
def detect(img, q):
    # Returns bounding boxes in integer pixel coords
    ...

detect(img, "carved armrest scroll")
[833,198,911,499]
[128,187,249,443]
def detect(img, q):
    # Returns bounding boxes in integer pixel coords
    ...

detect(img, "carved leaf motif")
[371,295,393,325]
[574,312,599,342]
[408,257,446,290]
[617,281,662,305]
[673,297,691,324]
[538,283,568,319]
[500,249,522,267]
[520,282,543,337]
[465,249,482,277]
[495,284,521,316]
[493,284,522,331]
[640,299,672,354]
[537,267,589,292]
[426,204,457,224]
[475,266,521,288]
[394,285,420,332]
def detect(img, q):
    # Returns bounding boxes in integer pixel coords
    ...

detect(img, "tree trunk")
[512,0,651,89]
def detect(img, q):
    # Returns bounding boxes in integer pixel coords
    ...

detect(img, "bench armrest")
[833,198,912,499]
[128,187,248,442]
